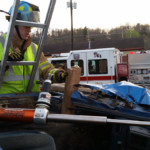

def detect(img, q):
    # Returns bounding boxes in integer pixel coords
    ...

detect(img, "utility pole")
[67,1,77,50]
[70,0,73,50]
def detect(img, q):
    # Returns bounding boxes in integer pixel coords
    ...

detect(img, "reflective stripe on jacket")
[0,35,40,94]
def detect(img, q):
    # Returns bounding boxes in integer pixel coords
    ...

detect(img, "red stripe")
[80,76,115,81]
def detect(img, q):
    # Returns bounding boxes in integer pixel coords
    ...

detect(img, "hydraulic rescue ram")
[0,108,150,126]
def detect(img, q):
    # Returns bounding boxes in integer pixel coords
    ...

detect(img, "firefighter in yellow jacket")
[0,1,66,94]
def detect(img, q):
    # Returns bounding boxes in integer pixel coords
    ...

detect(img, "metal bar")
[47,114,107,124]
[47,114,150,126]
[26,0,56,92]
[0,107,150,126]
[15,20,46,28]
[0,0,20,88]
[107,118,150,126]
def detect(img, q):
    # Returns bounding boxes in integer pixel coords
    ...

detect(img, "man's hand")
[55,70,68,83]
[8,51,24,61]
[50,69,68,83]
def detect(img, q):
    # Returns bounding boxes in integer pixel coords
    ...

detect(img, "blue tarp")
[70,81,150,120]
[71,90,150,120]
[77,81,150,106]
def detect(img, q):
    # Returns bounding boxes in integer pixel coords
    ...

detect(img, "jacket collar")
[11,35,31,51]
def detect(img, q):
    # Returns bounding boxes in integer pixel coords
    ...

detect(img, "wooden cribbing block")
[61,66,81,114]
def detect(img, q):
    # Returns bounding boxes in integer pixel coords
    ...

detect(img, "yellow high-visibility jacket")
[0,35,54,94]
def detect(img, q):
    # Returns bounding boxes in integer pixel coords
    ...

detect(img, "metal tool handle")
[0,108,150,126]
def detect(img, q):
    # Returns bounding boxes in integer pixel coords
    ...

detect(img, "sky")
[1,0,150,33]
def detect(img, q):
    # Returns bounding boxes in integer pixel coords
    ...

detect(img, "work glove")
[7,51,24,61]
[50,69,68,83]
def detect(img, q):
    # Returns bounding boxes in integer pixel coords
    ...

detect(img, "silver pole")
[47,114,150,126]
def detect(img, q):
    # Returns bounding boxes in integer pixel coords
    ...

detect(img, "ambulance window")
[88,59,108,74]
[71,60,84,75]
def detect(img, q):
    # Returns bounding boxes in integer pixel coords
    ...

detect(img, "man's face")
[18,26,31,40]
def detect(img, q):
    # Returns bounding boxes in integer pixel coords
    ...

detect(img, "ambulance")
[48,47,123,85]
